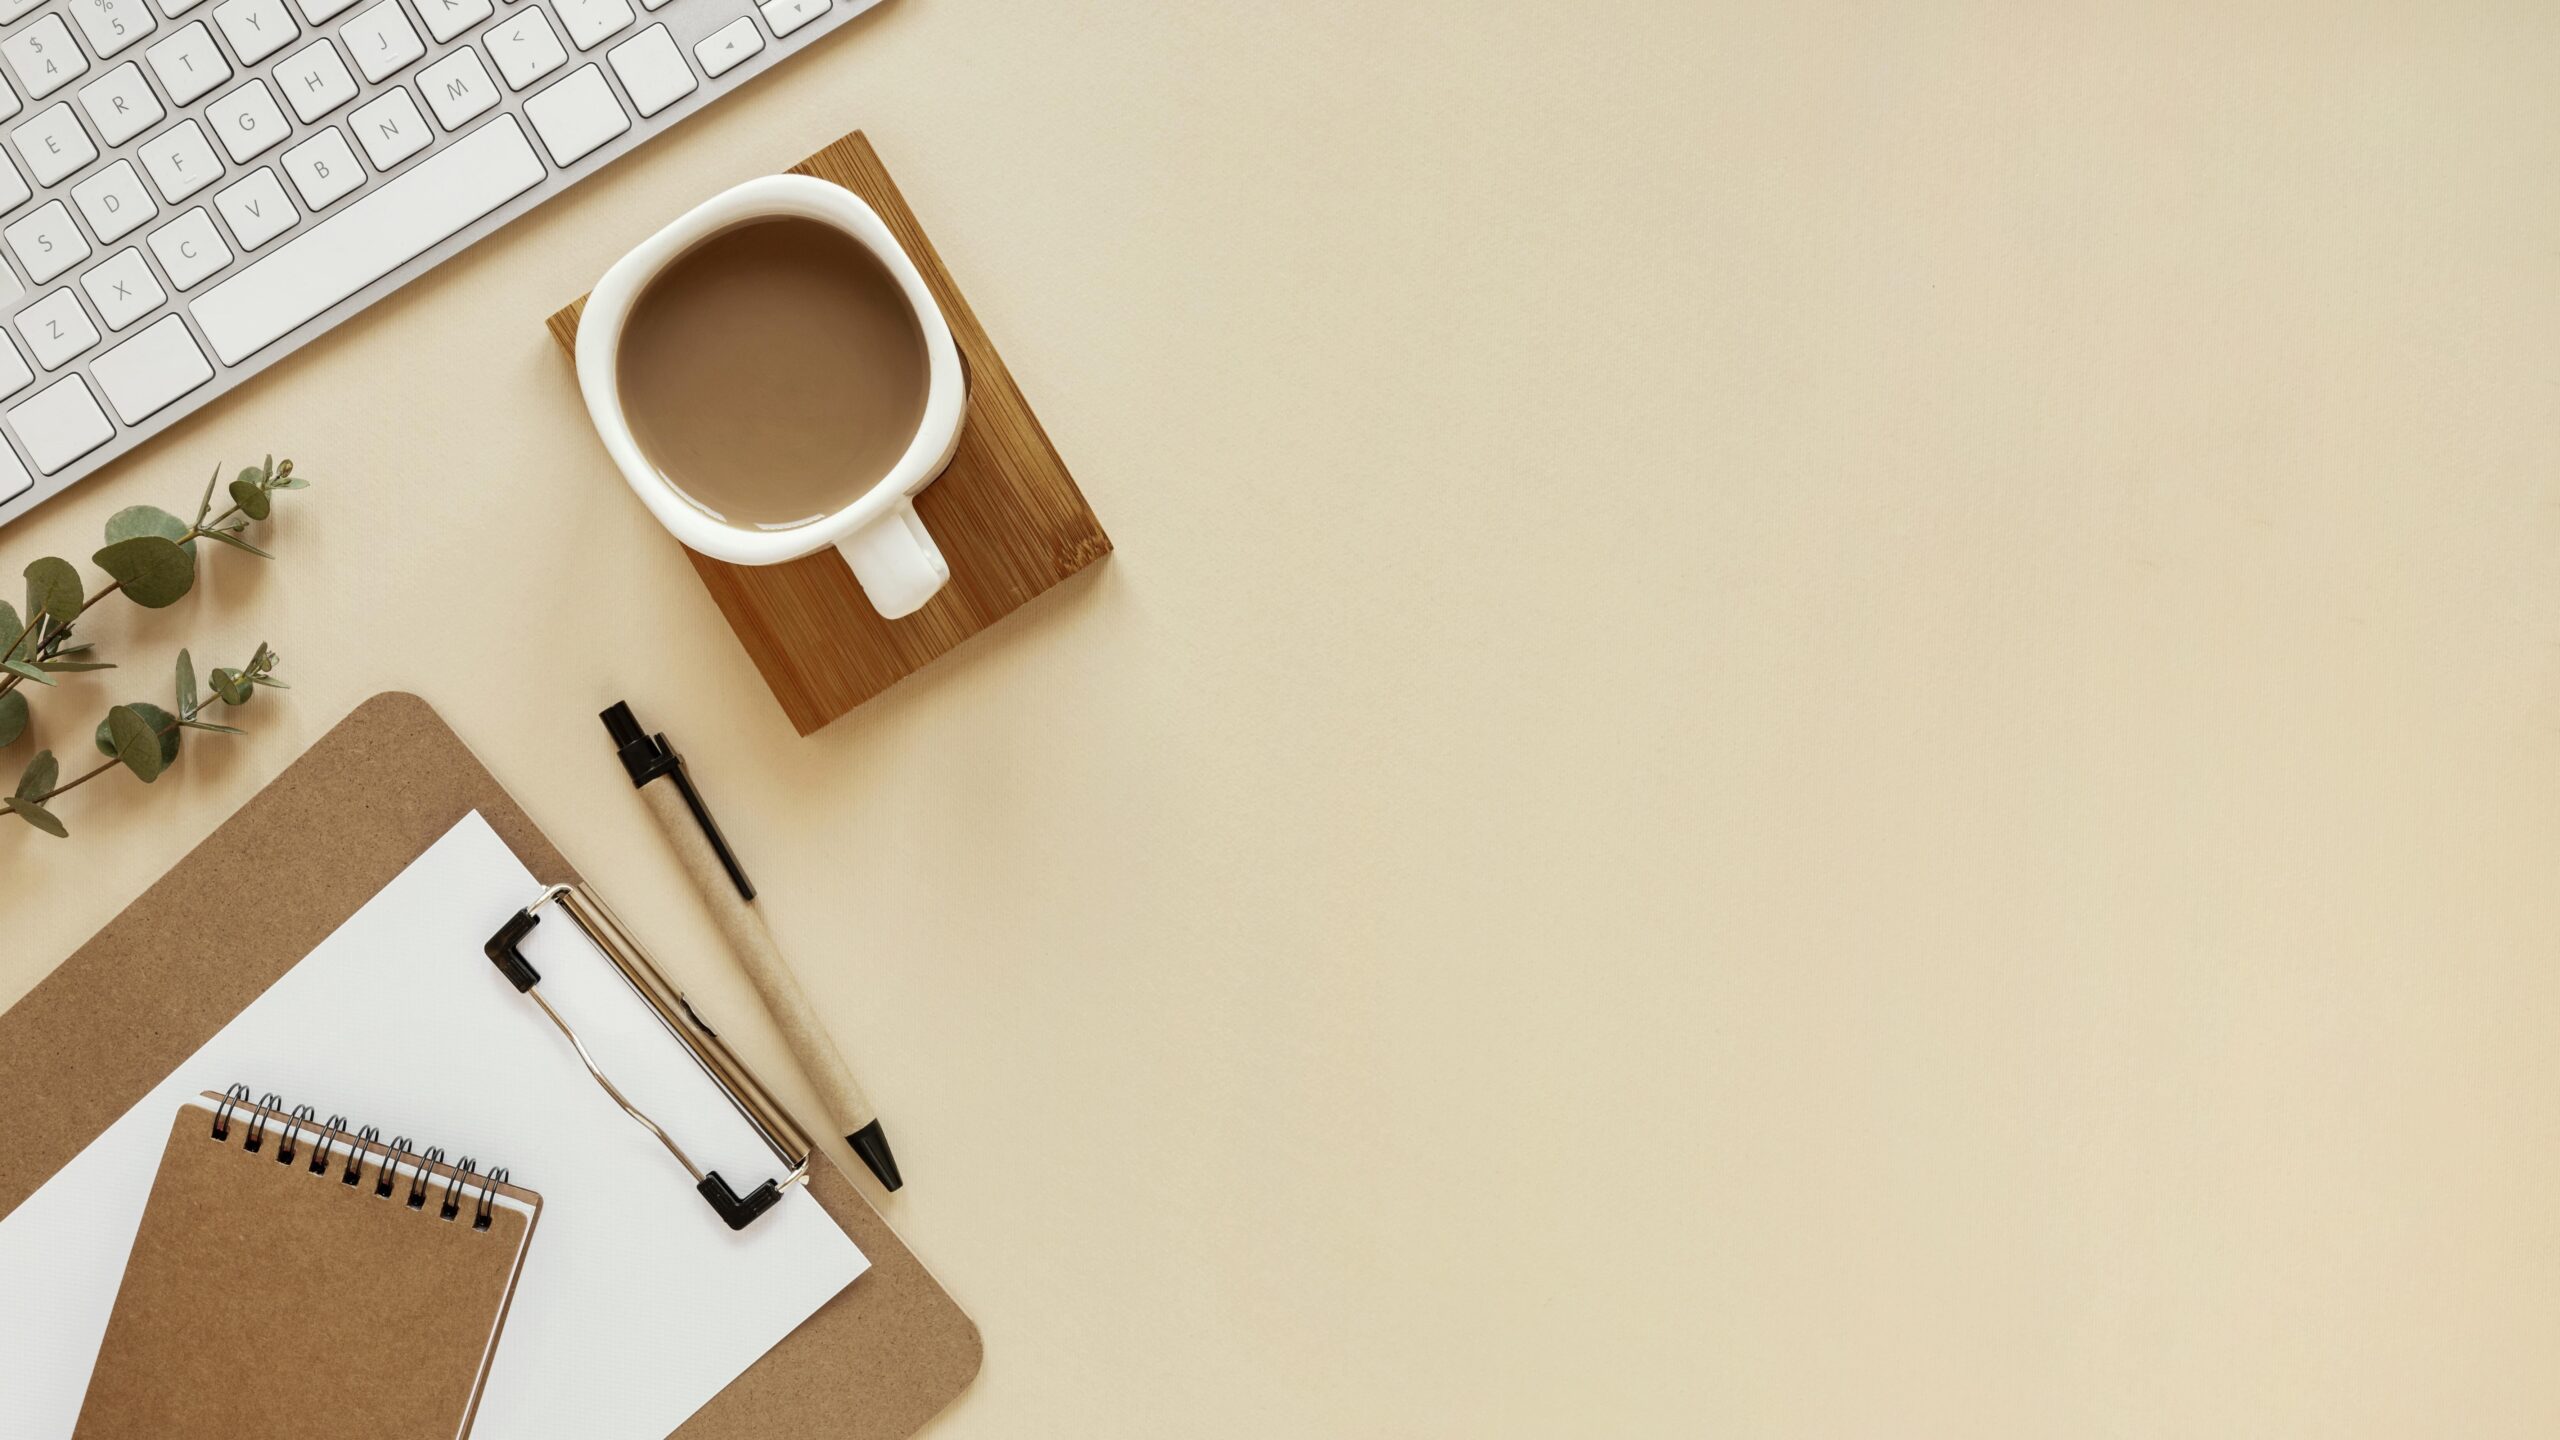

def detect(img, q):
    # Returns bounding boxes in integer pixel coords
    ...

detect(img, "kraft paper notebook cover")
[77,1092,542,1440]
[0,693,981,1439]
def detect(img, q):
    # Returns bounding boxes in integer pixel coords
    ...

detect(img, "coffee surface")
[617,216,930,530]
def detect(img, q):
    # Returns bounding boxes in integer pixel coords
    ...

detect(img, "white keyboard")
[0,0,880,523]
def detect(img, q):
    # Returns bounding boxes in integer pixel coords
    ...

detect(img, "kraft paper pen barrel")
[600,700,904,1191]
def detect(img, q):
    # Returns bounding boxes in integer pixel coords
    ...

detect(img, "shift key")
[190,116,544,365]
[91,315,215,424]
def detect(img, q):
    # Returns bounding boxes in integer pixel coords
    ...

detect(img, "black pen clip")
[602,701,755,901]
[664,753,753,901]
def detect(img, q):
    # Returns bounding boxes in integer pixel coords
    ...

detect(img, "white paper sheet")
[0,812,867,1439]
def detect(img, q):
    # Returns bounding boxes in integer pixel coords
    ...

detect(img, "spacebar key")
[192,118,546,366]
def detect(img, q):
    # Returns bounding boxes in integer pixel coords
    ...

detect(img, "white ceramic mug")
[576,175,967,620]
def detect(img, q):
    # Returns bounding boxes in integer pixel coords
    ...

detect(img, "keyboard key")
[193,115,541,364]
[2,16,90,101]
[413,0,486,44]
[213,165,294,248]
[206,78,290,161]
[80,245,165,328]
[279,124,357,207]
[0,438,29,501]
[606,24,690,117]
[138,117,221,202]
[70,159,156,241]
[273,36,356,121]
[145,204,228,286]
[522,63,623,166]
[67,0,158,60]
[0,0,41,25]
[4,200,88,282]
[79,63,166,146]
[14,104,97,187]
[0,72,18,126]
[483,8,564,89]
[145,21,230,104]
[759,0,824,39]
[554,0,630,50]
[292,0,358,22]
[0,334,30,397]
[0,438,28,502]
[90,313,210,421]
[155,0,207,15]
[347,84,425,168]
[15,288,99,368]
[692,16,759,78]
[0,152,27,214]
[8,374,115,473]
[339,0,420,81]
[211,0,298,64]
[416,44,494,128]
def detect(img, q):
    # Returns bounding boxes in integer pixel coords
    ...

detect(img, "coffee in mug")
[615,216,931,531]
[576,176,968,620]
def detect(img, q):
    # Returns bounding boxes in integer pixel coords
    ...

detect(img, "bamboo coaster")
[548,131,1111,735]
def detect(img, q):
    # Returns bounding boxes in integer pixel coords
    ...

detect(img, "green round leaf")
[175,649,197,714]
[92,536,196,608]
[96,701,179,772]
[15,748,58,801]
[0,690,26,748]
[210,667,252,706]
[23,556,81,626]
[228,478,272,521]
[8,798,67,837]
[105,704,169,782]
[105,504,189,542]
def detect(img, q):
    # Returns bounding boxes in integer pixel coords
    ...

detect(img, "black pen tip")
[847,1120,903,1191]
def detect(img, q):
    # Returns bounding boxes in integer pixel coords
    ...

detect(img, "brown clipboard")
[0,691,982,1438]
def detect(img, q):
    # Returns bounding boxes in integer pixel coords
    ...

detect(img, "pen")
[599,701,904,1192]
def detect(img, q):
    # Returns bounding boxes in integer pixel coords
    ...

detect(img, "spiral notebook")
[75,1091,543,1439]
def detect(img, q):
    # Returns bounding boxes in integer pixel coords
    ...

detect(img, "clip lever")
[697,1173,785,1230]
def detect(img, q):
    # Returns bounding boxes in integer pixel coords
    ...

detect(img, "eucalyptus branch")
[0,466,284,707]
[0,643,283,837]
[1,458,312,840]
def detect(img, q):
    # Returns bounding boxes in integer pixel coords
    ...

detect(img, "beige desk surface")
[5,2,2558,1433]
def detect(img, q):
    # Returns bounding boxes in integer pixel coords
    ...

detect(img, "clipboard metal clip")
[484,883,815,1230]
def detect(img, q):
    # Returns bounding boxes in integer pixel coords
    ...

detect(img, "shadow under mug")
[575,174,967,620]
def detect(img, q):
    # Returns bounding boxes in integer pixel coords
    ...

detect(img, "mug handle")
[837,499,950,619]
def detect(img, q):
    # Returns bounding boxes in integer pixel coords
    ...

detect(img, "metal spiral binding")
[242,1092,285,1153]
[440,1158,476,1221]
[344,1125,382,1187]
[275,1104,317,1167]
[378,1137,414,1199]
[475,1168,508,1231]
[408,1147,446,1209]
[313,1114,349,1175]
[209,1089,510,1233]
[210,1083,250,1141]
